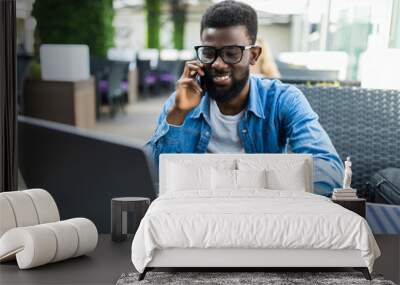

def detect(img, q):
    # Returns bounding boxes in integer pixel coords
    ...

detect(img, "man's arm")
[279,85,344,196]
[144,93,185,166]
[144,60,205,166]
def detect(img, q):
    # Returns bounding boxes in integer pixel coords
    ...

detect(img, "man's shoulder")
[251,76,303,103]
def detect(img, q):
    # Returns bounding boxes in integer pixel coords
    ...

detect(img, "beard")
[203,68,249,103]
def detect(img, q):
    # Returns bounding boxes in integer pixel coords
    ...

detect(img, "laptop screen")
[18,116,156,233]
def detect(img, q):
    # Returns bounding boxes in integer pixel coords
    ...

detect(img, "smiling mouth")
[213,73,231,85]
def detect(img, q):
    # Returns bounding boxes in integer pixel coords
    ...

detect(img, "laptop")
[18,116,156,233]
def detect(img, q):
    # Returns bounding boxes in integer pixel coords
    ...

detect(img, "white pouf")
[0,189,98,269]
[1,191,40,227]
[24,188,60,224]
[0,218,98,269]
[0,196,17,237]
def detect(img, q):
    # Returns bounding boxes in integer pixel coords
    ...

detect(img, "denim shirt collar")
[247,76,265,119]
[190,75,265,121]
[190,92,210,121]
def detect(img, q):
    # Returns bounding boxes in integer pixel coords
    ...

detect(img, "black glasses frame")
[194,45,256,64]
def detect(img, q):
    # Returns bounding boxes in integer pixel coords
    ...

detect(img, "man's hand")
[166,61,205,126]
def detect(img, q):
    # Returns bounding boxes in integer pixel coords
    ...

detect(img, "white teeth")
[215,75,230,80]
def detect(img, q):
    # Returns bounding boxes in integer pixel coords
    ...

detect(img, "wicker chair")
[297,85,400,196]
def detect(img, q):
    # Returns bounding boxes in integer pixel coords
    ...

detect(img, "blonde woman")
[250,38,281,78]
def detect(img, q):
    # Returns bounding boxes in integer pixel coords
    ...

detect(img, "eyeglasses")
[194,45,256,64]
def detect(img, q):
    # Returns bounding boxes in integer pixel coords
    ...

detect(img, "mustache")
[206,68,231,76]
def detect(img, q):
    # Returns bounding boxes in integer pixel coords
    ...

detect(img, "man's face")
[200,25,257,103]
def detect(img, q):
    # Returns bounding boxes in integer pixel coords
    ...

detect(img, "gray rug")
[116,271,395,285]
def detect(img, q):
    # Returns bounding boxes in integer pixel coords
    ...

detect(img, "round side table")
[111,197,150,242]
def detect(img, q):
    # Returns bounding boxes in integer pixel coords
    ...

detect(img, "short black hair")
[200,0,258,44]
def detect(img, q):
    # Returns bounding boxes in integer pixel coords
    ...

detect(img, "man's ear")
[249,46,262,65]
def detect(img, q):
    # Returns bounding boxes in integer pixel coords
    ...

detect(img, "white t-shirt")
[206,99,245,153]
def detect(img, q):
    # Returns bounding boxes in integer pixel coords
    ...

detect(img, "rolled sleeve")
[151,118,183,144]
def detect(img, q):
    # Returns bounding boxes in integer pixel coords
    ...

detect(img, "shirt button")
[205,131,210,136]
[242,129,247,133]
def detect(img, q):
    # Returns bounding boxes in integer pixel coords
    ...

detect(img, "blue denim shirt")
[145,76,344,196]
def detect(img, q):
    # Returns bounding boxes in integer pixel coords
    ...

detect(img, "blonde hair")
[250,38,281,78]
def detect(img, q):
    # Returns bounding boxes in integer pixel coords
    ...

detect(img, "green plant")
[145,0,161,49]
[32,0,114,58]
[26,60,41,80]
[170,0,187,50]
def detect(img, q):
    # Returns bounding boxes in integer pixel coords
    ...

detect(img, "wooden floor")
[0,234,133,285]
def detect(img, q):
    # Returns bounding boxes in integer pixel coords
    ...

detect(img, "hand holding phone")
[166,61,205,125]
[174,61,205,112]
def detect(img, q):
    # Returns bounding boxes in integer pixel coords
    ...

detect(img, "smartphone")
[195,74,207,94]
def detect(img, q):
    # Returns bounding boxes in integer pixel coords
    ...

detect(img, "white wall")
[113,8,146,51]
[184,14,203,49]
[16,0,36,54]
[16,0,35,19]
[258,24,291,57]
